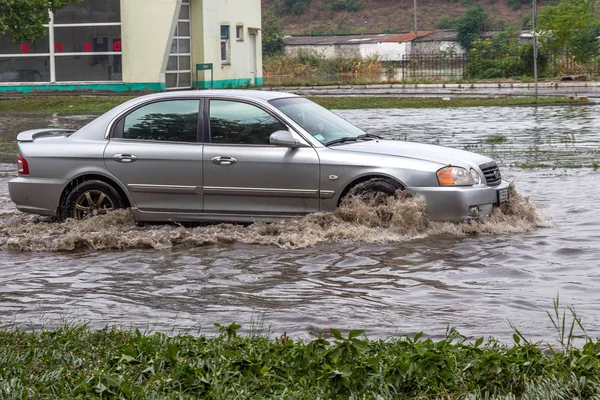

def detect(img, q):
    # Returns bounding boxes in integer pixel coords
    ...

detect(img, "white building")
[284,32,433,61]
[411,30,466,55]
[0,0,262,92]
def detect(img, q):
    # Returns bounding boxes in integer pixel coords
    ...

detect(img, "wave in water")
[0,184,548,252]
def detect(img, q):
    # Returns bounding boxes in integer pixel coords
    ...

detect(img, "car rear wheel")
[62,180,124,220]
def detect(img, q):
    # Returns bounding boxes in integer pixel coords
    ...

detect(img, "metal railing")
[398,54,467,81]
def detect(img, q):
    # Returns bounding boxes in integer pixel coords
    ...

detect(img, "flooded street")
[0,104,599,343]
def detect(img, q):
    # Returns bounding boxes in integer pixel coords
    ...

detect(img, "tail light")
[17,156,29,175]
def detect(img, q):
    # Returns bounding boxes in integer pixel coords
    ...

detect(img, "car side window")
[209,100,286,145]
[122,100,200,142]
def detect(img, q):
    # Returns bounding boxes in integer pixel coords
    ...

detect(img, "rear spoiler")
[16,128,77,142]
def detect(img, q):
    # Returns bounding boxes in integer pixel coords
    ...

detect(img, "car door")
[104,98,204,212]
[202,98,320,217]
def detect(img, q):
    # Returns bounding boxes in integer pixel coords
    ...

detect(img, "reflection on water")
[0,106,600,342]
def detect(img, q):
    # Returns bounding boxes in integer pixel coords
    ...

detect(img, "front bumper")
[8,177,65,217]
[408,180,510,221]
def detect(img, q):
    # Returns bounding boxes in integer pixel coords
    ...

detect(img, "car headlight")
[437,166,480,186]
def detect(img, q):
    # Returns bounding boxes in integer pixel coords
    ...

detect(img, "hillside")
[262,0,539,35]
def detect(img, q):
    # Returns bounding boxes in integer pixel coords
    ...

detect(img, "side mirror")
[269,130,307,148]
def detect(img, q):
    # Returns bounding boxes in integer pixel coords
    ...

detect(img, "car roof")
[71,90,301,141]
[130,89,299,103]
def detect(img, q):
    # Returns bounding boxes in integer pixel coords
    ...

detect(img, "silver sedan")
[9,90,508,222]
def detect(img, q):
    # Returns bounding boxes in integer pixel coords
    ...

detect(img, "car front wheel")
[62,180,124,220]
[344,178,403,205]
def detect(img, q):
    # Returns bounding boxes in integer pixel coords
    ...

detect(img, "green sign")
[195,63,214,89]
[196,63,213,71]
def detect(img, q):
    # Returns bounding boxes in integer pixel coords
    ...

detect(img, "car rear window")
[122,100,199,142]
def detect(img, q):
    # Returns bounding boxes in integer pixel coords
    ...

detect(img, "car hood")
[329,139,493,168]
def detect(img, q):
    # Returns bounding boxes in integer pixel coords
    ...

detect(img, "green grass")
[0,96,135,114]
[485,134,509,144]
[0,95,589,115]
[515,160,600,169]
[2,300,600,399]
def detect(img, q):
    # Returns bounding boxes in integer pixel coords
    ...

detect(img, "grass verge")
[0,95,589,115]
[0,96,135,114]
[1,302,600,399]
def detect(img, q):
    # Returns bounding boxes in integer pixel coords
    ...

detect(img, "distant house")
[284,32,433,61]
[377,32,433,60]
[412,30,465,56]
[285,30,535,60]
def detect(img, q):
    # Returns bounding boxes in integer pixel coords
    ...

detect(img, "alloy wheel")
[73,190,115,219]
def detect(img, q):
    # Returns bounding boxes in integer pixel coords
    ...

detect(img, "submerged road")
[1,105,600,342]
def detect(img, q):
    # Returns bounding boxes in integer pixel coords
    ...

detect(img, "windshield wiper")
[357,133,382,140]
[325,136,359,146]
[325,133,382,146]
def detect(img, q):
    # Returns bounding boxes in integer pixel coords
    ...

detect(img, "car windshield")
[270,97,366,145]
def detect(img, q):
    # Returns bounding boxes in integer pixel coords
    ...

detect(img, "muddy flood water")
[1,104,599,343]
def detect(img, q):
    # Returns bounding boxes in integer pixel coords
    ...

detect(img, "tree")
[0,0,80,43]
[456,6,490,51]
[537,0,600,62]
[570,24,600,63]
[465,26,549,79]
[262,12,285,57]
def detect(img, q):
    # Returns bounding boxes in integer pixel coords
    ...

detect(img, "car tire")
[345,178,403,205]
[62,180,124,220]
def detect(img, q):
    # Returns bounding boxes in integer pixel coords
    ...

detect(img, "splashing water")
[0,184,548,252]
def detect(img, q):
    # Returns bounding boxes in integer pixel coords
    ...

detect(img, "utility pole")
[413,0,418,38]
[533,0,538,101]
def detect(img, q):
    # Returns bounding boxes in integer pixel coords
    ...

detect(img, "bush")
[263,50,381,77]
[465,27,549,79]
[507,0,521,10]
[436,15,458,29]
[520,43,549,75]
[295,48,325,67]
[331,0,362,11]
[506,0,532,10]
[282,0,313,15]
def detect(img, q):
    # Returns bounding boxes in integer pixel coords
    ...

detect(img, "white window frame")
[0,8,122,83]
[221,25,230,65]
[165,0,192,90]
[236,25,244,42]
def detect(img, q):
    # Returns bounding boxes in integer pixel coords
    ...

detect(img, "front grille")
[480,162,502,186]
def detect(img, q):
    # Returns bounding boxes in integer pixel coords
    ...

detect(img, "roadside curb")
[2,81,599,99]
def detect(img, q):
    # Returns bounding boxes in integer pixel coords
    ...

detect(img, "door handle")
[211,156,237,166]
[113,154,138,163]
